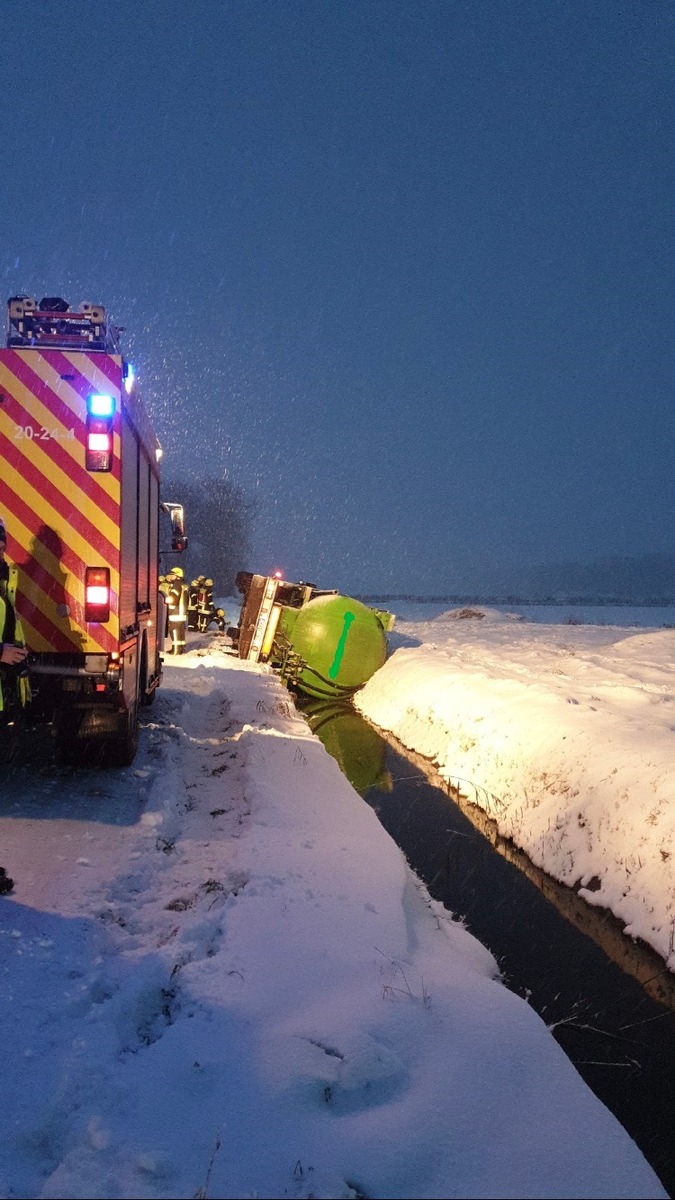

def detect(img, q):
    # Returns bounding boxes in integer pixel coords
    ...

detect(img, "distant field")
[221,592,675,629]
[383,600,675,628]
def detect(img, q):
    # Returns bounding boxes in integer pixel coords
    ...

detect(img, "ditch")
[298,696,675,1197]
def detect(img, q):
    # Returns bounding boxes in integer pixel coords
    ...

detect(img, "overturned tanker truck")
[230,572,394,700]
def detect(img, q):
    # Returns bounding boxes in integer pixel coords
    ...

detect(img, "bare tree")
[161,474,257,594]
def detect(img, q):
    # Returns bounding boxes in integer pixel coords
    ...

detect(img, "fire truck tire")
[139,639,156,706]
[55,708,139,768]
[105,706,139,767]
[54,721,82,766]
[55,711,98,766]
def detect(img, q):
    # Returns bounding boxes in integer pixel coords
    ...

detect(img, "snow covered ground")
[0,625,667,1199]
[357,604,675,973]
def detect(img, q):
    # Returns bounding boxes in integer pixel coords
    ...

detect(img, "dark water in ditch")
[298,697,675,1197]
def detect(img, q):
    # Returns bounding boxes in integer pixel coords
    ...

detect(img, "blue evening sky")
[1,1,673,593]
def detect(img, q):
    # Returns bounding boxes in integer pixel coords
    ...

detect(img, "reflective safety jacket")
[0,563,31,714]
[160,573,188,653]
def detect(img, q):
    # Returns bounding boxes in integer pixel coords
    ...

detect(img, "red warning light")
[85,566,111,622]
[86,418,113,471]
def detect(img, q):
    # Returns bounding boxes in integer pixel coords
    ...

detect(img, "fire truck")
[0,295,186,765]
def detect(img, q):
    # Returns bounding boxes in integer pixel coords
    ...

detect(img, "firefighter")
[162,566,188,654]
[0,518,29,895]
[187,579,201,631]
[194,577,226,632]
[191,575,206,630]
[197,577,214,632]
[158,574,170,646]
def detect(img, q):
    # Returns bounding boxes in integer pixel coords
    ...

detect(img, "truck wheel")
[105,707,139,768]
[139,640,156,706]
[55,715,86,766]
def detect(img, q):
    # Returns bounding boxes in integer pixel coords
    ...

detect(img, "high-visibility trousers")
[168,613,187,655]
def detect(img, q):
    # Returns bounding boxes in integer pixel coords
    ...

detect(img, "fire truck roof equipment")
[7,294,122,353]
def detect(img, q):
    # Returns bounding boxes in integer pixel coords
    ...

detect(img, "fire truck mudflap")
[0,295,184,765]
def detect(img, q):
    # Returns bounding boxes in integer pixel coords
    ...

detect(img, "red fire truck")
[0,295,185,764]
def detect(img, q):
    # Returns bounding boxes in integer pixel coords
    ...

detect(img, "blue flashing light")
[88,394,115,417]
[123,362,135,395]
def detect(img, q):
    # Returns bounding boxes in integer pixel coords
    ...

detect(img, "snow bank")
[356,609,675,970]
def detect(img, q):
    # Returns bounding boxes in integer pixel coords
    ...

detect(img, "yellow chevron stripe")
[11,350,88,424]
[18,525,88,607]
[16,569,111,653]
[2,357,121,503]
[13,610,56,654]
[16,609,109,655]
[62,351,123,396]
[6,529,115,653]
[0,407,121,552]
[7,515,117,652]
[0,457,120,593]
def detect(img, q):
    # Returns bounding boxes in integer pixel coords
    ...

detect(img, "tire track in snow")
[0,651,263,1196]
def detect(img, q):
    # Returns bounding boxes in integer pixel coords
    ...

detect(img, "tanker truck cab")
[0,294,185,765]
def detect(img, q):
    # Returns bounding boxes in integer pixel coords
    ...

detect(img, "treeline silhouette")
[357,554,675,606]
[161,474,258,593]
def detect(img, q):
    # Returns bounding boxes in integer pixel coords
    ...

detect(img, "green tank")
[274,593,391,699]
[233,572,394,700]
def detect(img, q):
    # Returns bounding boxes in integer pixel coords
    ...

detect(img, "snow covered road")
[0,640,666,1199]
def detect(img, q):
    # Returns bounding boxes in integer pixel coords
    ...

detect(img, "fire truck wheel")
[55,714,87,766]
[105,707,139,768]
[139,640,156,706]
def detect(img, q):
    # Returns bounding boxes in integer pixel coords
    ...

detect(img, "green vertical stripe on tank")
[328,610,355,679]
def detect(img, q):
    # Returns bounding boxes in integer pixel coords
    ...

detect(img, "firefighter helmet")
[171,566,184,578]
